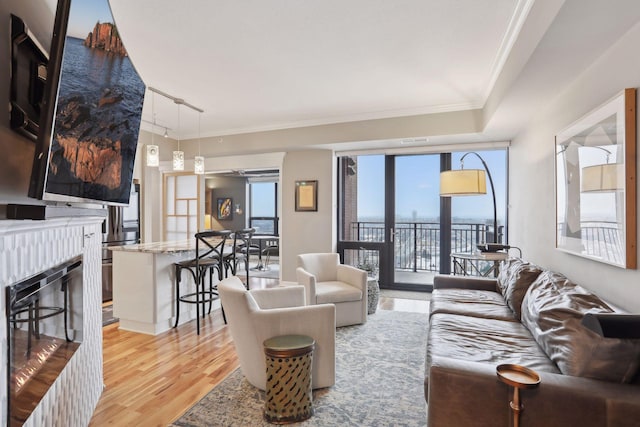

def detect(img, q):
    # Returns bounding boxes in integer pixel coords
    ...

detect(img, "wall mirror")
[555,88,636,269]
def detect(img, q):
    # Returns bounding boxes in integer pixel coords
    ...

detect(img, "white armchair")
[217,276,336,390]
[296,253,368,327]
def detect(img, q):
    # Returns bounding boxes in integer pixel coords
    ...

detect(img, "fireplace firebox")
[6,255,83,426]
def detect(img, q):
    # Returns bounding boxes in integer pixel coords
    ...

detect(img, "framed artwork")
[555,88,636,269]
[295,180,318,212]
[217,197,233,220]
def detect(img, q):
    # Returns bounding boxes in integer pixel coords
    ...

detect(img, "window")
[249,181,278,235]
[337,148,508,288]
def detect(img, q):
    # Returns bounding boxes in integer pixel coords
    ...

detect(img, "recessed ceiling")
[108,0,528,139]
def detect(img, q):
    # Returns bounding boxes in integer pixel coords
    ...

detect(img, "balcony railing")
[349,221,502,272]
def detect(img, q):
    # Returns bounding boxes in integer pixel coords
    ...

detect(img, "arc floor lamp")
[440,152,498,244]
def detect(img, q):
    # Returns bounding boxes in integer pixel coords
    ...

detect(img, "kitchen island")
[110,240,222,335]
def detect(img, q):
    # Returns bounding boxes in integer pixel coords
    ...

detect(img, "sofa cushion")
[497,258,543,319]
[521,271,640,383]
[315,281,362,304]
[427,313,561,379]
[430,288,518,321]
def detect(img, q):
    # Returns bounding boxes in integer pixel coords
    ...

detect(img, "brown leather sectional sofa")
[425,258,640,427]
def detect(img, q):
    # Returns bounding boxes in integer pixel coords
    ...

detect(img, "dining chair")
[174,229,231,334]
[224,227,257,285]
[261,240,279,270]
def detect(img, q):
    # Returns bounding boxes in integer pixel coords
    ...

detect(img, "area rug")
[171,310,428,426]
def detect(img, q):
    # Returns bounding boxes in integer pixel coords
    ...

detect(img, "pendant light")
[194,111,204,174]
[147,87,203,171]
[172,100,184,171]
[146,91,159,167]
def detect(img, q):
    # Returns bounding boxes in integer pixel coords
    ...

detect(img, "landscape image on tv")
[44,0,145,205]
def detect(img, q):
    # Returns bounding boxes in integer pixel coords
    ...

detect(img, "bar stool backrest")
[195,230,232,268]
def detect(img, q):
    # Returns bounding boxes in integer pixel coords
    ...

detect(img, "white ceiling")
[48,0,637,153]
[108,0,528,139]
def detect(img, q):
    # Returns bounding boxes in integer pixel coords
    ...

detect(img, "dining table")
[249,235,279,270]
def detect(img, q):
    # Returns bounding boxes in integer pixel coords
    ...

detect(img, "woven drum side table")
[263,334,315,424]
[367,277,380,314]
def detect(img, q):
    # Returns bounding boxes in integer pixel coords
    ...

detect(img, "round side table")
[496,364,540,427]
[263,334,315,424]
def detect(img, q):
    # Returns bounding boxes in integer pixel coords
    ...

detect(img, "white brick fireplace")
[0,217,104,426]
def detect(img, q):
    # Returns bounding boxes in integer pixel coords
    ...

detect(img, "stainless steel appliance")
[101,183,140,302]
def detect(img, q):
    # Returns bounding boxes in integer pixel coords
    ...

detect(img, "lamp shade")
[146,145,159,167]
[440,169,487,196]
[194,155,205,174]
[581,163,623,192]
[172,150,184,171]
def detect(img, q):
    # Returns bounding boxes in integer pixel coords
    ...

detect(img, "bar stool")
[174,229,231,334]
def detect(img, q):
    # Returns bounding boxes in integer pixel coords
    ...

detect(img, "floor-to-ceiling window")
[337,148,508,291]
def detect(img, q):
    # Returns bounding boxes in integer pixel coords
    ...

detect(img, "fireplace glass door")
[6,255,83,426]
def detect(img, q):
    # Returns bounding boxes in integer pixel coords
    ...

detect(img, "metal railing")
[349,221,502,272]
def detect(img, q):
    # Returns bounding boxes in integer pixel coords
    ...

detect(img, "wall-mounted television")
[28,0,145,206]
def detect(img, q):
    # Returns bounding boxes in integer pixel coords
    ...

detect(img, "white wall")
[510,21,640,312]
[281,150,336,281]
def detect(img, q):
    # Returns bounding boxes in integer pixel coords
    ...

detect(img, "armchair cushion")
[316,281,363,304]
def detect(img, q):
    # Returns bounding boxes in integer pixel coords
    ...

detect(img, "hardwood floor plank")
[89,279,429,426]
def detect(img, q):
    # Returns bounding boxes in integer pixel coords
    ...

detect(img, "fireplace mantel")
[0,216,104,426]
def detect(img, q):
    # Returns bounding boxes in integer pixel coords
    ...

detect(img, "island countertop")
[109,240,196,254]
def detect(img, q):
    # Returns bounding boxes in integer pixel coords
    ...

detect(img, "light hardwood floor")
[89,278,429,426]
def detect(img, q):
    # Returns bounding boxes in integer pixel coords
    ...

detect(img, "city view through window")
[249,181,278,235]
[341,150,507,281]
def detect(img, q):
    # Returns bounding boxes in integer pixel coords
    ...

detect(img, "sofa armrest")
[427,357,640,427]
[433,274,498,292]
[582,313,640,338]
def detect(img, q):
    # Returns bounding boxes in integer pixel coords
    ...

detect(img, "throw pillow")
[521,271,640,383]
[496,258,543,319]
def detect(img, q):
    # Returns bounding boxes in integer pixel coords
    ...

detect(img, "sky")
[66,0,115,39]
[250,182,276,216]
[356,150,508,224]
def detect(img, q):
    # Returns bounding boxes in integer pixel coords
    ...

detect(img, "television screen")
[29,0,145,206]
